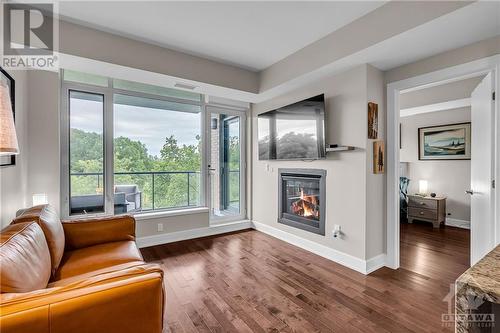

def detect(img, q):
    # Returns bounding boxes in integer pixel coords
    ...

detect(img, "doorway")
[397,76,484,278]
[206,106,246,223]
[386,55,499,269]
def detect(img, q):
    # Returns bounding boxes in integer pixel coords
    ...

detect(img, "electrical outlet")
[157,223,163,232]
[332,225,341,239]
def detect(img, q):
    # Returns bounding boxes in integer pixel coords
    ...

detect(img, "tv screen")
[258,94,326,160]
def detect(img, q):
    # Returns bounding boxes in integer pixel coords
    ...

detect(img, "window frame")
[60,71,210,219]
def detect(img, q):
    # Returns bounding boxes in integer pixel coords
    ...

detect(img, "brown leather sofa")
[0,205,164,333]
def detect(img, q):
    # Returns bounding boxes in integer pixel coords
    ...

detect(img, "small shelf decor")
[368,102,378,139]
[373,140,385,174]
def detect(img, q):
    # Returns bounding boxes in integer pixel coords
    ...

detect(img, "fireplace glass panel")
[283,176,320,222]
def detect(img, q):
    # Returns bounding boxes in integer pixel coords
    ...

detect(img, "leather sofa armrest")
[0,264,164,333]
[62,215,136,250]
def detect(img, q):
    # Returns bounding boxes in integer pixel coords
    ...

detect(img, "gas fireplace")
[278,169,326,235]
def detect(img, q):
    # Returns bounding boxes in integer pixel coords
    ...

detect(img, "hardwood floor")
[141,222,470,333]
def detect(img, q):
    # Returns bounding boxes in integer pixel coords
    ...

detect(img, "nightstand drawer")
[408,207,437,220]
[408,196,437,210]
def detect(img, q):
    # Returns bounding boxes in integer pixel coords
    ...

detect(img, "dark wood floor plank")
[142,223,470,333]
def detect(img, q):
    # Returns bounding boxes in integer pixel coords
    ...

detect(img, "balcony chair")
[115,184,142,212]
[70,192,127,215]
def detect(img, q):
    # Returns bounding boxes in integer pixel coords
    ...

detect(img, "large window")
[113,94,202,212]
[62,71,211,217]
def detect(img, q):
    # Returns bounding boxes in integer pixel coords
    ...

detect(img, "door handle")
[465,190,474,195]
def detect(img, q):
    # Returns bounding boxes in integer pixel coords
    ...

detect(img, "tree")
[70,129,103,173]
[114,136,152,172]
[70,129,202,209]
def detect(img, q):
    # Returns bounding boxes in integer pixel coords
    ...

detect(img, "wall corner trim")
[365,253,387,274]
[252,221,386,275]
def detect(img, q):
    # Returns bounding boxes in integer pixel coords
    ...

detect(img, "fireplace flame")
[291,189,319,219]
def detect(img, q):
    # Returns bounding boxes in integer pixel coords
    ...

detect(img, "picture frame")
[373,140,385,174]
[368,102,378,139]
[0,66,15,167]
[399,123,402,149]
[418,122,471,160]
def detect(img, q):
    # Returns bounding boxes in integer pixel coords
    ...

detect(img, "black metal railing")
[70,170,201,211]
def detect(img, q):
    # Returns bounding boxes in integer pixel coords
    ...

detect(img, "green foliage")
[228,135,240,205]
[70,128,241,212]
[114,136,152,172]
[70,128,202,209]
[70,129,103,172]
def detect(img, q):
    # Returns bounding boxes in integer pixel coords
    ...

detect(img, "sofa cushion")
[62,215,135,251]
[54,241,143,281]
[0,222,51,293]
[13,205,65,276]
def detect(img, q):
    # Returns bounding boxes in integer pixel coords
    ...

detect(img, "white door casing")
[386,55,500,269]
[470,73,495,265]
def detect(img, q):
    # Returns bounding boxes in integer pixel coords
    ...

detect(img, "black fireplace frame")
[278,168,326,235]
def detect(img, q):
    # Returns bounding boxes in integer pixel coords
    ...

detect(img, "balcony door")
[207,107,246,222]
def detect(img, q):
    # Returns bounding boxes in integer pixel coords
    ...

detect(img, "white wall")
[366,65,386,258]
[136,211,209,238]
[26,71,61,214]
[0,70,29,227]
[252,65,384,261]
[400,107,471,222]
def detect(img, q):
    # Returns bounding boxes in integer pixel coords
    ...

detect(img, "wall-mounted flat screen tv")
[258,94,326,160]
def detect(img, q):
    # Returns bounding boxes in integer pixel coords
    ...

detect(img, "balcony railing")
[70,171,201,212]
[70,169,241,215]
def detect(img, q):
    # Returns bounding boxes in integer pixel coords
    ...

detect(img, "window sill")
[133,207,209,221]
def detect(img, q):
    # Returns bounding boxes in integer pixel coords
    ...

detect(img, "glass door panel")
[68,90,105,215]
[208,110,244,221]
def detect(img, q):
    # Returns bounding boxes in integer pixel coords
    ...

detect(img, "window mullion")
[104,89,115,216]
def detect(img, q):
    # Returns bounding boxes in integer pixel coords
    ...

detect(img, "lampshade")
[419,180,428,195]
[0,83,19,155]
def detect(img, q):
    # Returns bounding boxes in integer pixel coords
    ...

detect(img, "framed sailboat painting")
[418,122,471,160]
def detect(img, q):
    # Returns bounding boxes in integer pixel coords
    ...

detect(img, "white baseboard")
[137,219,387,275]
[251,221,385,275]
[445,218,470,229]
[136,220,252,248]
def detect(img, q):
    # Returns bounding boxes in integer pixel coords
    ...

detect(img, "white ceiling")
[400,76,484,110]
[58,1,386,71]
[369,1,500,71]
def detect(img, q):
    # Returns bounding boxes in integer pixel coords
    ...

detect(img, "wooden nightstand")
[407,195,446,228]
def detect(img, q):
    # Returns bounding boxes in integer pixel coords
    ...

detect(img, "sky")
[70,98,201,157]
